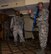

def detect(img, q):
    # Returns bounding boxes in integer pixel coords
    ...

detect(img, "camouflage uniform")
[10,16,25,43]
[37,9,49,49]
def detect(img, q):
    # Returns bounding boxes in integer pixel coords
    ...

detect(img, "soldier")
[28,2,49,53]
[37,2,49,50]
[10,10,25,45]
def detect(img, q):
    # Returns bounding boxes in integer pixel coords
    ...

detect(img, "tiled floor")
[0,40,51,54]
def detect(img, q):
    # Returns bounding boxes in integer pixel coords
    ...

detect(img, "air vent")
[1,5,8,7]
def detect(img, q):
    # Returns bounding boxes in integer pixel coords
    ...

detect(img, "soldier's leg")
[18,29,25,43]
[36,31,44,54]
[13,30,18,43]
[39,26,48,49]
[39,32,47,49]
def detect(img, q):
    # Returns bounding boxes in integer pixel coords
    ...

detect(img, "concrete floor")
[0,39,51,54]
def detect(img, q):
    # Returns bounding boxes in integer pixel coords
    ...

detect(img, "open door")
[0,13,9,40]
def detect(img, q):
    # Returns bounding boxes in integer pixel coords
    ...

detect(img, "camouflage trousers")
[38,24,48,49]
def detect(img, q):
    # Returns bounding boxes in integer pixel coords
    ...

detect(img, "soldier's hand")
[28,9,32,15]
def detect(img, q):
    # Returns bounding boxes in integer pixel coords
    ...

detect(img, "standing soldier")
[28,2,49,54]
[10,10,25,45]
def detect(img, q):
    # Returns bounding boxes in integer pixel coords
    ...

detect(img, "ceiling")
[0,0,21,4]
[0,0,49,10]
[0,0,49,15]
[14,2,49,11]
[0,2,49,15]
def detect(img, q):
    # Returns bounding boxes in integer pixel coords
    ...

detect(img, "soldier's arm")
[28,10,34,20]
[28,13,34,20]
[44,9,49,24]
